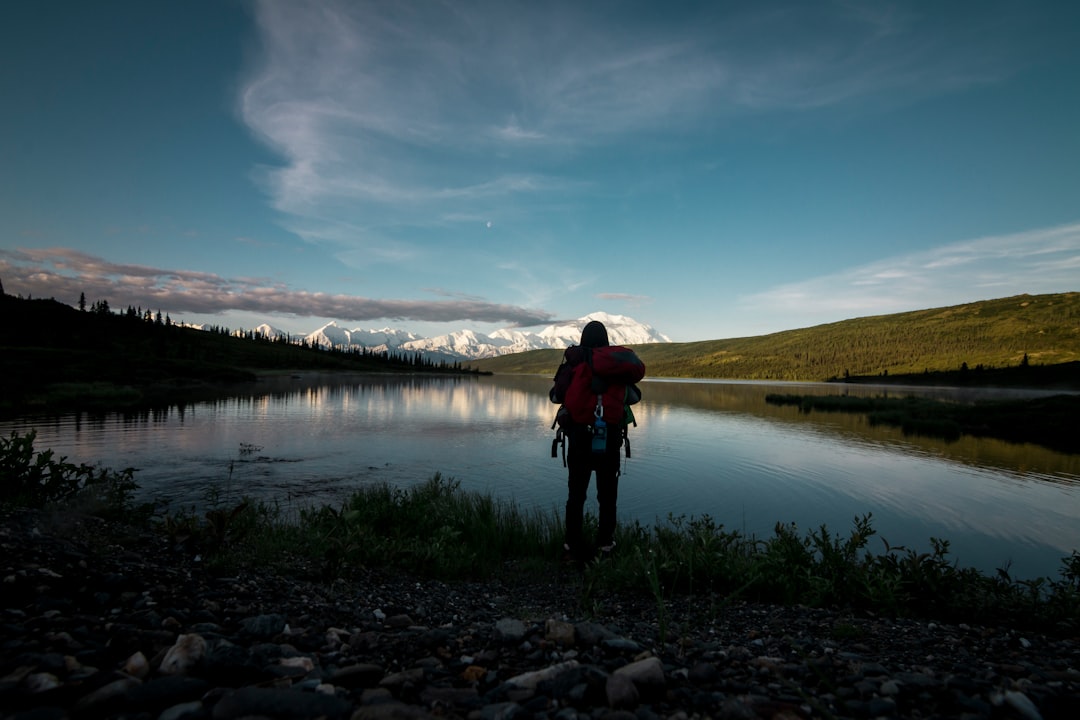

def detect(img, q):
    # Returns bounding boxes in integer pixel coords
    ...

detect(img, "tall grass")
[174,476,1080,634]
[290,474,564,579]
[4,430,1078,633]
[167,473,565,581]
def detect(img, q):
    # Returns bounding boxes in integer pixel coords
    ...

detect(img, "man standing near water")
[550,320,645,565]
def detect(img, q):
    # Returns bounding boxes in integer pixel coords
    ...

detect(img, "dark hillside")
[472,292,1080,385]
[0,293,476,415]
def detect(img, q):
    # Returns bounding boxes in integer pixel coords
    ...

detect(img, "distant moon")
[486,221,492,228]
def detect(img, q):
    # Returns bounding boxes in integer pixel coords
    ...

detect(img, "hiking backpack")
[549,345,645,464]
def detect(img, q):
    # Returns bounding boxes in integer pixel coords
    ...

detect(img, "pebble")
[2,508,1078,719]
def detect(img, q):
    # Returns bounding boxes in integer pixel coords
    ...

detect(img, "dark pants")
[565,423,622,552]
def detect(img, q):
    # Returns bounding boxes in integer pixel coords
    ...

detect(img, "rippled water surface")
[5,374,1078,579]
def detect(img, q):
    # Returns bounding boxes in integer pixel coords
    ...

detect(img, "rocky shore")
[2,509,1077,720]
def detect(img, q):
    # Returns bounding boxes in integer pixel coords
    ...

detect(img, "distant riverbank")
[836,359,1080,391]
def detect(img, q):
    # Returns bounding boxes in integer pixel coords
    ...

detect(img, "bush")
[6,431,1079,634]
[0,430,140,519]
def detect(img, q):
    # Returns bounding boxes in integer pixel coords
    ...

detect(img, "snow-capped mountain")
[288,311,670,361]
[530,312,670,348]
[253,323,291,340]
[303,323,423,352]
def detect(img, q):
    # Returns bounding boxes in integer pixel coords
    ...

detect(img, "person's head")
[579,320,609,348]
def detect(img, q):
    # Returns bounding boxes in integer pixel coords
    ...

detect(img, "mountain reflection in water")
[5,373,1078,580]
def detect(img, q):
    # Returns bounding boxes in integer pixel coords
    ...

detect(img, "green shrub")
[0,430,140,519]
[8,431,1080,634]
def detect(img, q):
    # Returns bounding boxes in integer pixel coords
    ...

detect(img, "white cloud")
[740,222,1080,324]
[597,292,652,307]
[239,0,1028,257]
[0,248,554,325]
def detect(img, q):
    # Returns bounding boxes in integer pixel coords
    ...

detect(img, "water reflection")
[3,373,1078,580]
[634,379,1080,484]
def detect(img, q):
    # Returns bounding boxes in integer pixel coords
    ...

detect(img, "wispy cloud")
[740,222,1080,323]
[597,292,652,307]
[239,0,1024,253]
[0,248,553,325]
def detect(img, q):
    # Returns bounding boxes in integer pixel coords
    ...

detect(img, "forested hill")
[470,292,1080,383]
[0,292,476,415]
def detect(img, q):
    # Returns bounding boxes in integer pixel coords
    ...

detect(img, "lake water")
[5,373,1079,580]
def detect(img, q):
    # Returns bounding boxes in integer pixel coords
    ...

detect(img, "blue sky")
[2,1,1078,342]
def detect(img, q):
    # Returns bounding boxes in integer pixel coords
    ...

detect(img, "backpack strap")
[585,348,609,422]
[551,426,567,467]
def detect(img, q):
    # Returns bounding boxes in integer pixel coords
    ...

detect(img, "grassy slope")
[471,292,1080,382]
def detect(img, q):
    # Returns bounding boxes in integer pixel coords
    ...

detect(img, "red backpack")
[554,345,645,426]
[550,345,645,464]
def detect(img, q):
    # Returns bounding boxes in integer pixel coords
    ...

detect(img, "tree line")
[0,289,484,415]
[51,290,474,375]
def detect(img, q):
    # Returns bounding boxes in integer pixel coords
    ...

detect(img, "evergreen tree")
[79,292,86,311]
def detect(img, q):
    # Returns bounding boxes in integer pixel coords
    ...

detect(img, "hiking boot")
[598,542,616,561]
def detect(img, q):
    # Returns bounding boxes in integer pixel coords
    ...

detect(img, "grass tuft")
[5,430,1079,634]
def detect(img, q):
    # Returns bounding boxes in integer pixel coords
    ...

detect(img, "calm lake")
[5,374,1079,580]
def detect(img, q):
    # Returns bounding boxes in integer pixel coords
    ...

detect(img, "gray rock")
[477,700,525,719]
[352,703,438,719]
[999,690,1044,720]
[505,660,580,690]
[545,618,575,646]
[5,510,1078,720]
[125,675,211,711]
[573,621,619,647]
[419,685,480,707]
[380,667,425,689]
[859,661,889,676]
[330,662,385,689]
[605,672,639,709]
[158,700,204,720]
[160,633,207,675]
[613,656,665,689]
[601,637,643,652]
[74,676,140,712]
[495,617,527,642]
[719,696,760,720]
[688,661,719,685]
[210,686,351,719]
[865,696,897,716]
[239,613,286,639]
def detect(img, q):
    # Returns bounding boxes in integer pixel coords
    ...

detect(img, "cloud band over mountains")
[0,248,553,326]
[5,219,1076,338]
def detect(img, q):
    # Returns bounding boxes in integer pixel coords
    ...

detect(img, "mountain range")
[247,311,671,361]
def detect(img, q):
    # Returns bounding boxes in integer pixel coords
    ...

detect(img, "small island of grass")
[765,392,1080,454]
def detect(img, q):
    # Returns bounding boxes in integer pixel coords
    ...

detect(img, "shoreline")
[3,508,1078,718]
